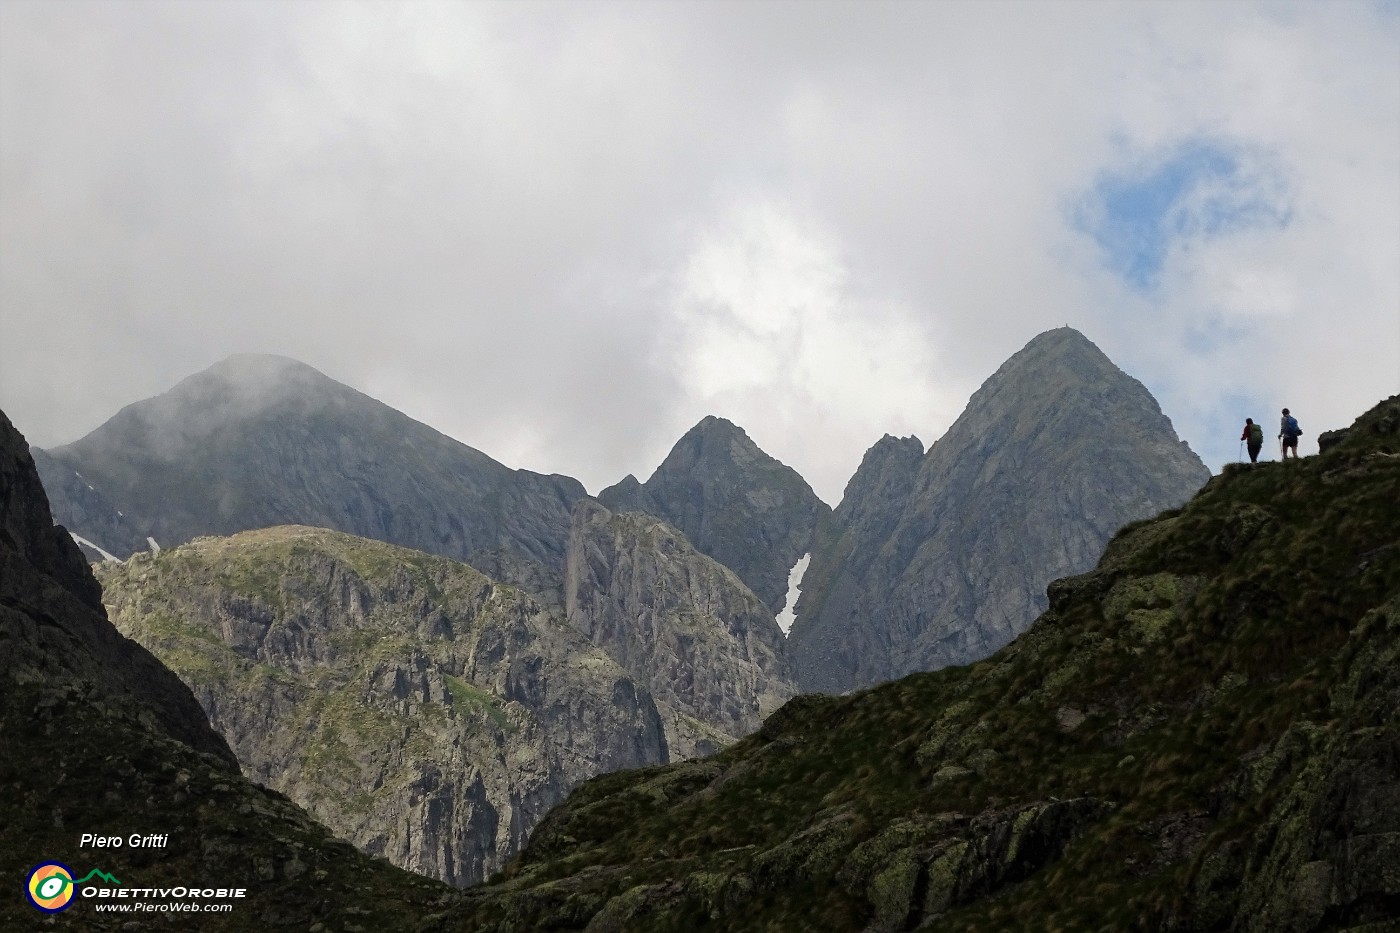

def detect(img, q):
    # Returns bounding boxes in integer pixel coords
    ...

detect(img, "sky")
[2,0,1397,505]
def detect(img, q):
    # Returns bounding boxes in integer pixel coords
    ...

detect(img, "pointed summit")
[599,417,831,613]
[791,327,1209,693]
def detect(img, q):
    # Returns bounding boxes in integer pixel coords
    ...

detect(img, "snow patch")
[775,553,811,637]
[147,537,161,555]
[69,532,122,564]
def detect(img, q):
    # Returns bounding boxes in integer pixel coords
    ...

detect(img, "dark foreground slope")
[440,397,1400,933]
[0,409,453,930]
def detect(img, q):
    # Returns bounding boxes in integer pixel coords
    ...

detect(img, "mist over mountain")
[598,416,830,615]
[38,354,586,590]
[791,327,1211,694]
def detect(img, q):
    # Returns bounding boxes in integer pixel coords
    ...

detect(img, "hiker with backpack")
[1279,408,1302,461]
[1240,418,1264,464]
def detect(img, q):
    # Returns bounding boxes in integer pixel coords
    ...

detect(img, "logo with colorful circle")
[25,862,76,913]
[24,863,121,913]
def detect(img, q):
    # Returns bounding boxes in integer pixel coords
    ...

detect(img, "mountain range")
[36,328,1208,698]
[7,381,1394,929]
[23,326,1217,893]
[430,394,1400,931]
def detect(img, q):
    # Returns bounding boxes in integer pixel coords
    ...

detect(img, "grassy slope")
[440,398,1400,933]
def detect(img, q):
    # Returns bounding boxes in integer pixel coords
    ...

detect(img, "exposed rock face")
[564,500,799,759]
[598,416,830,614]
[37,354,585,589]
[30,445,152,561]
[429,396,1400,933]
[791,327,1210,693]
[0,407,455,930]
[97,525,668,887]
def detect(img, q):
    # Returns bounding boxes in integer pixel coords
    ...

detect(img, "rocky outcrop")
[598,416,830,614]
[0,407,455,930]
[97,525,668,887]
[37,354,585,592]
[564,500,799,759]
[427,396,1400,933]
[790,327,1210,693]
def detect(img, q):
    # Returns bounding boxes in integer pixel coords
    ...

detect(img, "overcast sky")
[2,0,1397,505]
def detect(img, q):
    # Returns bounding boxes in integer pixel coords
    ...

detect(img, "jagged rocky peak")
[564,498,798,760]
[832,433,924,527]
[791,326,1211,694]
[599,416,831,614]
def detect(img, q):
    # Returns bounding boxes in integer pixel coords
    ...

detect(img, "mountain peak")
[200,352,331,384]
[174,353,345,404]
[690,414,741,432]
[599,416,830,613]
[791,326,1210,693]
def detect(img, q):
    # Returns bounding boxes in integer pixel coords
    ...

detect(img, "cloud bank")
[2,0,1395,503]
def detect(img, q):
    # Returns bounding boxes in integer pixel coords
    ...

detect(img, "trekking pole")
[1238,439,1244,463]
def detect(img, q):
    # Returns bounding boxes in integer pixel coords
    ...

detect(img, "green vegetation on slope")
[439,397,1400,933]
[96,525,666,888]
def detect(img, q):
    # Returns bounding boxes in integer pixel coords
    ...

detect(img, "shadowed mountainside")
[435,396,1399,932]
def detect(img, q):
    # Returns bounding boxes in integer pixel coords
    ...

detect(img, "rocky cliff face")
[599,416,830,614]
[564,500,799,759]
[429,396,1400,933]
[0,407,455,930]
[38,354,585,593]
[96,525,668,887]
[791,327,1211,693]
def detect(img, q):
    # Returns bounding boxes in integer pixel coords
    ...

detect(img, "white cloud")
[663,200,957,503]
[1,0,1394,496]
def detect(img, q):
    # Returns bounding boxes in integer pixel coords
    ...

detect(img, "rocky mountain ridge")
[791,327,1211,693]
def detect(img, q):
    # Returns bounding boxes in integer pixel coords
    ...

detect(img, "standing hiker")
[1279,408,1302,461]
[1240,418,1264,464]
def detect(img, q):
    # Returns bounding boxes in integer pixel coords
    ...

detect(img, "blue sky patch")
[1076,140,1293,291]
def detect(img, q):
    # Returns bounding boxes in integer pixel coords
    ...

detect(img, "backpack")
[1284,415,1301,437]
[1248,423,1263,444]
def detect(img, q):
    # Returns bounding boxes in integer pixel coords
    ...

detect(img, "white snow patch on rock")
[775,553,811,637]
